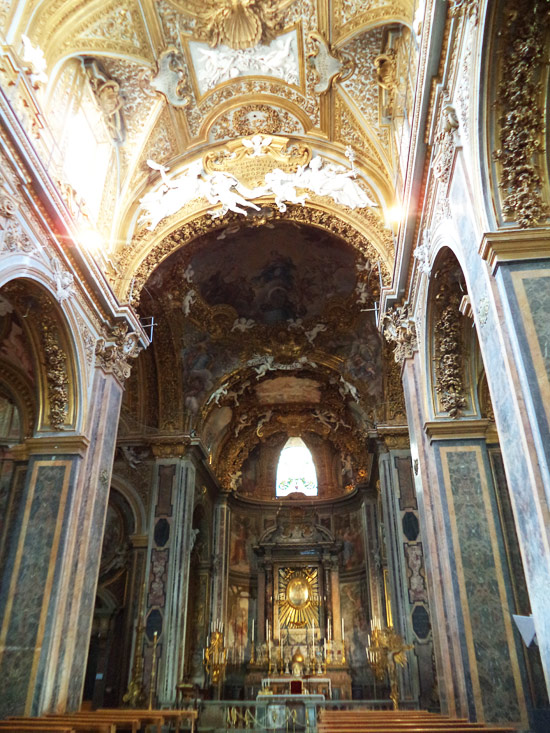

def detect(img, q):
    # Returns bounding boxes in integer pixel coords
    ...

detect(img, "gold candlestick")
[148,631,158,710]
[123,582,147,708]
[366,624,412,710]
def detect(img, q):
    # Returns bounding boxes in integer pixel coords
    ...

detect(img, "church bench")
[97,708,198,732]
[0,724,76,733]
[317,723,515,733]
[10,716,116,732]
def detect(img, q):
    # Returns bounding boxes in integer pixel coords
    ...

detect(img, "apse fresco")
[189,224,357,324]
[340,580,370,673]
[334,510,365,570]
[255,376,322,404]
[230,514,260,571]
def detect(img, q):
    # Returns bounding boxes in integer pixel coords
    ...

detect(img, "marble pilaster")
[0,367,124,717]
[144,442,197,706]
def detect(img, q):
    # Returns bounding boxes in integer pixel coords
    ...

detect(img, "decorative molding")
[151,48,191,108]
[382,304,417,364]
[24,434,90,456]
[433,281,467,418]
[95,323,143,383]
[492,0,550,228]
[424,419,491,441]
[177,0,291,50]
[307,31,352,94]
[38,295,70,430]
[478,231,550,273]
[123,203,391,305]
[432,102,459,185]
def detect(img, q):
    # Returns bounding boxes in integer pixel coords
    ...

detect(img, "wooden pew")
[97,708,198,733]
[98,708,198,733]
[0,724,76,733]
[9,717,116,733]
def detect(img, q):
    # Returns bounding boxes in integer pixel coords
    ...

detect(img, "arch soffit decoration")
[424,247,478,421]
[0,276,80,433]
[117,203,394,306]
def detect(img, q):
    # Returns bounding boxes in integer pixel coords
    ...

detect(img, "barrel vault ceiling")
[8,0,416,490]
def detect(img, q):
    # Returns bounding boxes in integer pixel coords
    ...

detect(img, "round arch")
[0,275,81,433]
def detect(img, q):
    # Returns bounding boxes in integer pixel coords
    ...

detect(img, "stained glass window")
[276,437,318,497]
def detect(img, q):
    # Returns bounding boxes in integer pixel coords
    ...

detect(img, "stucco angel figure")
[264,168,308,211]
[205,171,261,218]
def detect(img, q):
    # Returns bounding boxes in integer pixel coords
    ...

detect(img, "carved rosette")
[95,323,143,383]
[492,0,550,227]
[382,304,418,365]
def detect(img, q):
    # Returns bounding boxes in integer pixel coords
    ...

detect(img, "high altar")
[242,506,353,700]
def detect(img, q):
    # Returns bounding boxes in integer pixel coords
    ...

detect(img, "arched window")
[276,437,318,497]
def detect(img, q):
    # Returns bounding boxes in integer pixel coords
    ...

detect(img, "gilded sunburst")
[278,567,320,627]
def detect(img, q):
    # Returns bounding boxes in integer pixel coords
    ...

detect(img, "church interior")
[0,0,549,731]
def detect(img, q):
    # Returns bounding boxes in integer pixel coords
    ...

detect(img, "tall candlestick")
[252,619,255,644]
[342,618,345,640]
[312,620,315,657]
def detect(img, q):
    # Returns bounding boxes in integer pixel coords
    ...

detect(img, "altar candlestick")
[312,620,315,657]
[342,618,345,640]
[252,619,255,643]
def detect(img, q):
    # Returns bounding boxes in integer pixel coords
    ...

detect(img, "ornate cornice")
[424,418,491,441]
[478,230,550,273]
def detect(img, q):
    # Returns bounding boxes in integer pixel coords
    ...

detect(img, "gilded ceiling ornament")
[492,0,549,228]
[382,304,417,365]
[151,48,192,108]
[177,0,291,50]
[307,32,353,94]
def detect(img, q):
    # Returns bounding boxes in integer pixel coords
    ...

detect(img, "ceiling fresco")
[4,0,416,494]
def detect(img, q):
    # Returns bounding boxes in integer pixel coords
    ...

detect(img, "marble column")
[145,441,197,706]
[0,367,124,717]
[210,494,230,633]
[403,350,530,727]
